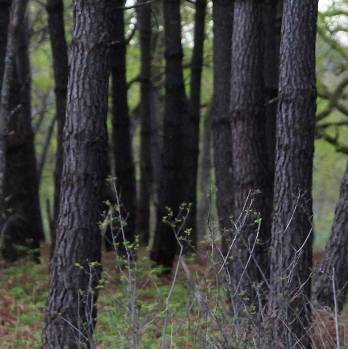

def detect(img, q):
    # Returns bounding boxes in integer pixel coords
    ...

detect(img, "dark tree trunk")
[0,0,43,261]
[181,0,207,249]
[269,1,318,347]
[46,0,69,249]
[137,0,153,246]
[2,14,44,261]
[107,0,136,250]
[314,162,348,310]
[263,0,282,179]
[150,0,187,270]
[42,1,113,347]
[212,0,234,250]
[229,0,271,309]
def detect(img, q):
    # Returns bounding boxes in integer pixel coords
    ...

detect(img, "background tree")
[212,0,234,250]
[108,0,137,249]
[151,0,188,269]
[314,162,348,310]
[137,0,153,246]
[229,0,270,309]
[46,0,69,249]
[42,1,113,346]
[269,1,318,347]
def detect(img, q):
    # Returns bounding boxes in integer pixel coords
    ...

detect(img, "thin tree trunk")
[42,1,113,346]
[182,0,207,249]
[150,0,187,270]
[46,0,69,249]
[229,0,270,310]
[212,0,234,251]
[137,0,152,246]
[197,104,212,240]
[314,162,348,310]
[108,0,136,250]
[269,1,318,347]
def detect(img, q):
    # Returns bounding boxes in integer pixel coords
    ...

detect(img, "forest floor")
[1,245,348,348]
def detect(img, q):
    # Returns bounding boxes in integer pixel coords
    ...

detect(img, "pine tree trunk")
[212,0,234,251]
[151,0,187,269]
[137,0,153,246]
[182,0,207,249]
[229,0,271,309]
[269,1,318,347]
[2,14,44,261]
[314,162,348,310]
[42,1,113,346]
[109,0,136,249]
[46,0,69,249]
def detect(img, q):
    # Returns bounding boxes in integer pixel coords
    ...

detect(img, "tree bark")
[269,1,318,347]
[46,0,69,249]
[314,162,348,310]
[42,1,113,347]
[108,0,136,250]
[0,0,43,261]
[150,0,187,270]
[212,0,234,251]
[229,0,271,309]
[137,0,153,246]
[181,0,207,249]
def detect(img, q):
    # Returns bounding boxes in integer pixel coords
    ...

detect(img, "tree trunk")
[2,13,44,262]
[181,0,207,249]
[263,0,282,180]
[229,0,271,310]
[269,1,318,347]
[314,162,348,310]
[150,0,187,270]
[0,0,43,261]
[42,1,113,347]
[137,0,153,246]
[108,0,136,250]
[46,0,69,249]
[212,0,234,251]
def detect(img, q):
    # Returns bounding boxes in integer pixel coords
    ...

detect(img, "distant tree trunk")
[108,0,136,249]
[212,0,234,250]
[2,14,44,261]
[229,0,270,309]
[197,104,212,240]
[137,0,152,246]
[42,1,113,347]
[269,1,318,347]
[314,163,348,310]
[46,0,69,249]
[0,0,43,261]
[151,0,187,270]
[263,0,282,180]
[182,0,207,249]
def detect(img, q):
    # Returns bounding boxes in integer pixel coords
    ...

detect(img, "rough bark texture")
[151,0,187,269]
[182,0,207,249]
[212,0,234,251]
[314,162,348,310]
[108,0,136,249]
[269,1,318,347]
[2,14,44,261]
[42,1,113,347]
[229,0,271,308]
[46,0,69,248]
[137,0,152,246]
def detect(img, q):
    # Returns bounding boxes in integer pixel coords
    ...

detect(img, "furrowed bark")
[42,1,113,346]
[269,1,318,347]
